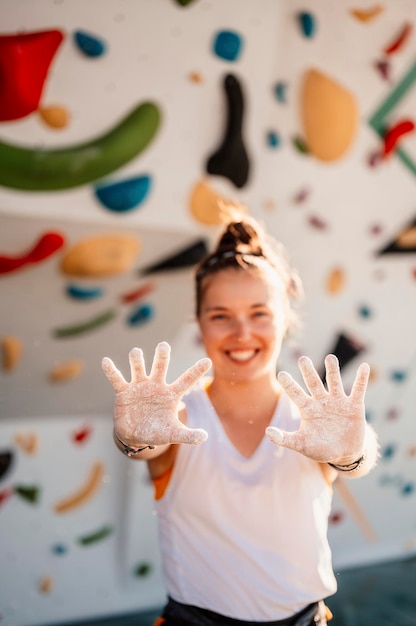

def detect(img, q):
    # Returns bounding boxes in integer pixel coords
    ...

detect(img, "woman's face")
[197,267,288,385]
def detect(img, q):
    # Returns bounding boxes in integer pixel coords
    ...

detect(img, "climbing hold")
[382,119,415,158]
[350,5,384,22]
[308,215,328,230]
[94,175,151,212]
[377,216,416,255]
[38,105,70,129]
[212,30,243,62]
[127,303,154,327]
[0,487,13,508]
[0,232,65,274]
[0,102,161,191]
[39,576,54,594]
[14,432,38,455]
[53,461,104,513]
[292,136,309,154]
[15,484,41,504]
[61,234,140,277]
[383,22,413,56]
[292,187,310,204]
[53,309,117,338]
[74,30,107,58]
[78,525,113,545]
[66,284,104,300]
[374,59,391,82]
[0,29,64,121]
[72,425,92,444]
[390,369,407,383]
[174,0,197,6]
[297,11,316,38]
[326,267,346,294]
[140,239,209,276]
[1,335,23,371]
[324,332,366,375]
[189,179,247,226]
[266,131,280,148]
[52,543,68,556]
[134,562,153,577]
[206,73,250,188]
[0,451,14,481]
[49,359,84,383]
[358,304,372,318]
[274,82,288,103]
[301,69,358,161]
[120,281,155,304]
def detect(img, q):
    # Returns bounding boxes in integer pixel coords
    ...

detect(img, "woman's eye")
[211,314,228,321]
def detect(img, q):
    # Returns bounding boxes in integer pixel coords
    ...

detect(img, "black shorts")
[156,597,328,626]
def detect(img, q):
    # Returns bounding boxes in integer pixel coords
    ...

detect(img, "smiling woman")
[101,211,380,626]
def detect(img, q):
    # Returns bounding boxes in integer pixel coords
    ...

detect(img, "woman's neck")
[207,374,281,423]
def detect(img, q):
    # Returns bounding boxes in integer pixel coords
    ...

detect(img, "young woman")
[102,216,379,626]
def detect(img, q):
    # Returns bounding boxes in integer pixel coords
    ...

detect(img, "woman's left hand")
[266,354,370,464]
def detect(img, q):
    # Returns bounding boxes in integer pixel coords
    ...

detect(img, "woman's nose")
[233,318,251,340]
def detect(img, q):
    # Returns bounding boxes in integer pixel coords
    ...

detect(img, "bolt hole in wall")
[1,1,416,625]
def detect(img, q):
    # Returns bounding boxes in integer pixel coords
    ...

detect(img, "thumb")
[265,426,300,452]
[172,426,208,446]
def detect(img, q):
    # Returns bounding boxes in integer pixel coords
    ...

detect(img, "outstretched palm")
[266,354,370,464]
[102,342,212,447]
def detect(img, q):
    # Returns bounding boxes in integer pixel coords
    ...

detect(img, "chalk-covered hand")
[266,354,370,464]
[102,342,212,447]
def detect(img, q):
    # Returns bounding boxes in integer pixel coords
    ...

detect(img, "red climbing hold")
[0,232,65,274]
[0,29,64,121]
[382,119,415,158]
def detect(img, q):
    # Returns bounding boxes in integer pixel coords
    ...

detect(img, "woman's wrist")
[113,429,156,457]
[328,424,379,477]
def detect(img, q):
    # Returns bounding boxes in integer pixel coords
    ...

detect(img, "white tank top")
[155,383,337,621]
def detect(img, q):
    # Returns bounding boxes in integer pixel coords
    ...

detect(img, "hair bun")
[217,220,263,256]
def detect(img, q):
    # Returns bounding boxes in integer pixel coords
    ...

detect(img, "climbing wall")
[1,1,416,625]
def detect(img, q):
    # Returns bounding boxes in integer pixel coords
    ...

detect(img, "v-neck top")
[154,381,337,621]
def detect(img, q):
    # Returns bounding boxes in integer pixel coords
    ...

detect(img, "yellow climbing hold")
[14,432,39,455]
[61,234,140,277]
[1,335,23,371]
[53,461,104,514]
[49,359,85,383]
[326,267,346,294]
[301,69,358,161]
[189,179,247,225]
[38,105,70,129]
[350,5,384,22]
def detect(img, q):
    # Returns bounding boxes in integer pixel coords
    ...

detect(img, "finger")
[171,357,212,396]
[277,370,309,408]
[149,342,171,382]
[265,426,303,453]
[349,362,370,403]
[170,423,208,446]
[101,357,127,393]
[298,356,327,398]
[128,347,146,383]
[324,354,345,396]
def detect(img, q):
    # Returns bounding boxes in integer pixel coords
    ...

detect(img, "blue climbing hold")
[95,175,152,212]
[66,284,104,300]
[213,30,243,62]
[298,12,316,38]
[127,303,154,326]
[267,131,281,148]
[74,30,107,58]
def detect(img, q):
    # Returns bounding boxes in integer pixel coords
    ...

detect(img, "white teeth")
[228,350,256,362]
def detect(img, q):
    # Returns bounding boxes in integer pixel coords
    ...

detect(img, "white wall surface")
[1,1,416,625]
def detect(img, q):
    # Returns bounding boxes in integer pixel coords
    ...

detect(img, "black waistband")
[162,597,320,626]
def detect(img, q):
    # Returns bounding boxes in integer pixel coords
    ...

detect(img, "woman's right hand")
[102,342,212,447]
